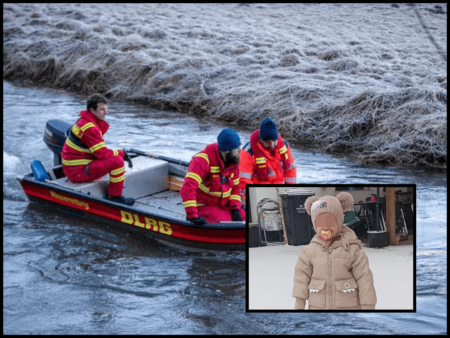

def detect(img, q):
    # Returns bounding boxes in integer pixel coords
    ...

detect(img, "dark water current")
[3,80,447,334]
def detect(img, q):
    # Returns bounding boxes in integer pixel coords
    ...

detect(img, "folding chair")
[257,198,284,246]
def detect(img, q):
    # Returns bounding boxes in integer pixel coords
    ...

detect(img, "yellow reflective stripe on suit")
[80,122,96,132]
[194,153,209,165]
[199,183,223,197]
[183,200,197,208]
[110,175,124,183]
[110,167,125,176]
[222,188,232,198]
[230,194,241,202]
[62,158,93,166]
[210,166,220,173]
[89,141,106,153]
[186,172,202,185]
[65,139,91,153]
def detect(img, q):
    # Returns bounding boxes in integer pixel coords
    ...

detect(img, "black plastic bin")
[279,189,315,246]
[368,230,388,248]
[249,223,261,248]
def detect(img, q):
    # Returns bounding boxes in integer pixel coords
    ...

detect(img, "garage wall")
[247,186,413,225]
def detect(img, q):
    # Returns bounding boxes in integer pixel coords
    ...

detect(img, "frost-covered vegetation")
[3,3,447,168]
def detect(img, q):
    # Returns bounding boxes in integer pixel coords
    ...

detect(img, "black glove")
[123,150,133,168]
[231,209,242,222]
[187,217,207,226]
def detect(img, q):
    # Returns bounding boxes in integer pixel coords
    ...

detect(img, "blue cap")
[217,128,241,151]
[259,118,278,140]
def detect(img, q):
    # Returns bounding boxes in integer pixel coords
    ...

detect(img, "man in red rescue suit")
[239,118,297,200]
[180,128,246,225]
[61,93,135,206]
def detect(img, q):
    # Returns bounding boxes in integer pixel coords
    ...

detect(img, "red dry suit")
[61,110,126,197]
[180,143,246,224]
[239,130,297,197]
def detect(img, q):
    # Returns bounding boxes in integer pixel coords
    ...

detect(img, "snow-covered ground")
[248,241,414,310]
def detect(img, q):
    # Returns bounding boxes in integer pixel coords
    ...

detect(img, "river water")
[3,80,447,334]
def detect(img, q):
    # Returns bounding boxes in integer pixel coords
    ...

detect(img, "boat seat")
[49,156,169,199]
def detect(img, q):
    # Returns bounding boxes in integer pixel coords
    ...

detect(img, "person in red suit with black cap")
[180,128,246,225]
[239,118,297,200]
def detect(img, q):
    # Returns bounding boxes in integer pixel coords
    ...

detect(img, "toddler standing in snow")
[292,192,377,310]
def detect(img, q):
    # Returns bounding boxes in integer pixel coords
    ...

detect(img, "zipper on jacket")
[328,246,331,309]
[329,245,334,309]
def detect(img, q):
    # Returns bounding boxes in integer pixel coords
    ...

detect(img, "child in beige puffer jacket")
[292,192,377,310]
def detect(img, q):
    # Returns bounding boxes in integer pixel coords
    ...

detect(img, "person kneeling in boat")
[239,118,297,201]
[180,128,246,225]
[61,93,135,206]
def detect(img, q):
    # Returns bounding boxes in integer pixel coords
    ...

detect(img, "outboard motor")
[43,119,71,166]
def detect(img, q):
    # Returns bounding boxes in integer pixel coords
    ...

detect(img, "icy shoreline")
[3,3,447,168]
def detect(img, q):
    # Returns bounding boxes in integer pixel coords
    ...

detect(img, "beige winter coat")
[293,226,377,310]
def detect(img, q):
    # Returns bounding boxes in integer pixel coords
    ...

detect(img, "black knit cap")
[217,128,241,151]
[259,118,278,140]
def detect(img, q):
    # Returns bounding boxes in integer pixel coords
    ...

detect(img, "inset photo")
[246,185,416,312]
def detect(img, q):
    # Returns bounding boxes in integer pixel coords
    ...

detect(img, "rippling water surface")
[3,81,446,334]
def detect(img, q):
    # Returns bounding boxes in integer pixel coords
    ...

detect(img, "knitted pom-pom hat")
[304,192,354,234]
